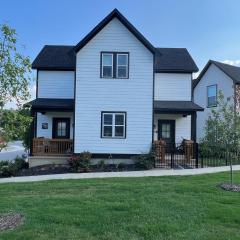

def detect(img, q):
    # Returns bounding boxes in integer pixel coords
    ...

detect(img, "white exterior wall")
[75,18,153,154]
[154,114,191,142]
[154,73,192,100]
[36,112,74,139]
[38,71,74,98]
[194,64,234,140]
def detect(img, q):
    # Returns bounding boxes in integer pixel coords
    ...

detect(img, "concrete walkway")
[1,165,240,184]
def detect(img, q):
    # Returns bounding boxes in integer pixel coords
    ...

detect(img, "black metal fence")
[154,141,199,169]
[199,144,240,167]
[154,141,240,169]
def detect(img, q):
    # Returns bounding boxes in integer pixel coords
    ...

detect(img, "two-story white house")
[193,60,240,141]
[28,9,203,164]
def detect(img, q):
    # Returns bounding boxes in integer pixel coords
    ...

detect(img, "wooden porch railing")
[32,138,73,156]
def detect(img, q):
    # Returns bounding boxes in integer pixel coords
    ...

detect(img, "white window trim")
[102,112,126,139]
[116,53,128,79]
[102,53,113,78]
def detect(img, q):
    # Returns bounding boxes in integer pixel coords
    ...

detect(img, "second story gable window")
[207,85,217,107]
[102,53,113,78]
[101,52,129,79]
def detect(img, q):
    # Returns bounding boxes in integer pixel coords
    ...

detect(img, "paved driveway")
[0,141,27,161]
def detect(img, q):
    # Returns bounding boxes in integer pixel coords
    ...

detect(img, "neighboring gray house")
[193,60,240,141]
[28,9,202,161]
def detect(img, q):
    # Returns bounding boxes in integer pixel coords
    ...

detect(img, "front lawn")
[0,172,240,240]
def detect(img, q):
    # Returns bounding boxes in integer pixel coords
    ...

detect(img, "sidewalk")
[0,165,240,184]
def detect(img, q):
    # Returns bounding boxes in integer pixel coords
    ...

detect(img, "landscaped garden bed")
[0,151,154,178]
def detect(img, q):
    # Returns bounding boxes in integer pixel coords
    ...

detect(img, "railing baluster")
[32,138,73,156]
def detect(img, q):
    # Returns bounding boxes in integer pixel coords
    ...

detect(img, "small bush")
[0,157,29,178]
[97,160,105,170]
[69,151,92,172]
[134,150,155,170]
[0,161,12,177]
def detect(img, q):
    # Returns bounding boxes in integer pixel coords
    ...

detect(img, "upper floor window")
[102,53,113,78]
[207,85,217,107]
[101,52,129,79]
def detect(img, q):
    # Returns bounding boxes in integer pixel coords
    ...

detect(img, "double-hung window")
[101,52,129,78]
[102,53,113,78]
[207,85,217,107]
[102,112,126,138]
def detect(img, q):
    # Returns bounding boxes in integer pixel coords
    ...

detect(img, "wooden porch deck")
[32,138,73,156]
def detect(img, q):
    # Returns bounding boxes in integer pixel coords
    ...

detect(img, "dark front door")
[158,120,175,149]
[52,118,70,139]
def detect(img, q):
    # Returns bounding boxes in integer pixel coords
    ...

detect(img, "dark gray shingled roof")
[26,98,74,110]
[193,60,240,88]
[32,9,198,72]
[32,45,75,70]
[155,48,198,73]
[154,101,203,112]
[32,46,198,73]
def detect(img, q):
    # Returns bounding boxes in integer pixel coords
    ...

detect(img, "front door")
[52,118,70,139]
[158,120,175,148]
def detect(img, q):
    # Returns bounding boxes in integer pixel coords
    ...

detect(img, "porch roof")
[26,98,74,111]
[154,101,204,113]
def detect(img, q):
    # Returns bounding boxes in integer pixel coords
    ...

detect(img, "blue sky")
[2,0,240,106]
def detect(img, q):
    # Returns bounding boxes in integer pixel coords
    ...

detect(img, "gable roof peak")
[74,8,155,53]
[193,59,240,88]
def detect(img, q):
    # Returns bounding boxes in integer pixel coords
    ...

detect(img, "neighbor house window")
[207,85,217,107]
[101,112,126,138]
[101,52,129,78]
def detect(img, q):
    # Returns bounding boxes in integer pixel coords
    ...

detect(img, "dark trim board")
[33,108,74,112]
[191,112,197,142]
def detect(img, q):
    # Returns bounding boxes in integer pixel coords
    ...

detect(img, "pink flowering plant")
[68,151,92,172]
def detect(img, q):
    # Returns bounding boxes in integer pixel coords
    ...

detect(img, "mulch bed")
[219,183,240,192]
[17,164,142,177]
[0,213,24,231]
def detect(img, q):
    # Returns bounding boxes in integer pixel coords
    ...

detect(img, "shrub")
[0,157,29,178]
[134,150,155,170]
[69,151,92,172]
[97,159,105,171]
[0,161,12,177]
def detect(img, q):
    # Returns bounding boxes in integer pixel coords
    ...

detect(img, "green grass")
[0,172,240,240]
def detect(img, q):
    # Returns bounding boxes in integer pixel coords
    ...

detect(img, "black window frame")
[207,84,217,108]
[100,52,129,79]
[101,111,127,139]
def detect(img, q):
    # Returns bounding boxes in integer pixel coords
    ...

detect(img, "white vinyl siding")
[36,112,74,139]
[75,18,153,154]
[154,73,192,101]
[194,64,234,140]
[38,71,74,98]
[154,114,191,142]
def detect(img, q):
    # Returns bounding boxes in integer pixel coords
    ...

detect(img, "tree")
[201,91,240,185]
[0,23,31,108]
[0,108,32,152]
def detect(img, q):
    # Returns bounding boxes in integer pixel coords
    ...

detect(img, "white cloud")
[222,59,240,66]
